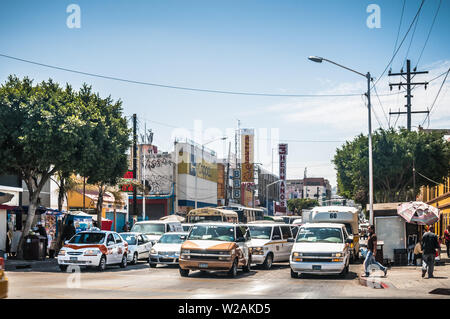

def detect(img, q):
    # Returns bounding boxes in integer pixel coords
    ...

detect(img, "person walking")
[36,222,48,257]
[122,222,130,232]
[421,225,440,278]
[61,220,76,243]
[363,225,388,277]
[444,225,450,258]
[413,241,423,266]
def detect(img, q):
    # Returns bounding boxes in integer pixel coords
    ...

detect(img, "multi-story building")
[285,177,332,206]
[257,167,279,214]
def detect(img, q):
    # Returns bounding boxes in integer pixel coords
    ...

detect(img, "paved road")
[5,261,449,299]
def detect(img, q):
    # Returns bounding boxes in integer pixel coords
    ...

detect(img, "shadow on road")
[297,271,358,280]
[187,269,257,279]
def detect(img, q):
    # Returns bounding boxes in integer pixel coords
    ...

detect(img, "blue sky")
[1,0,449,187]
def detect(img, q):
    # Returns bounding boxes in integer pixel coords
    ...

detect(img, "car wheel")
[131,253,138,265]
[120,254,127,268]
[290,268,299,278]
[149,263,157,268]
[243,255,252,273]
[98,255,107,271]
[262,253,273,270]
[179,268,189,277]
[59,265,68,272]
[228,258,238,278]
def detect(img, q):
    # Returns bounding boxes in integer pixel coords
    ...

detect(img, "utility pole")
[142,122,146,221]
[224,141,231,206]
[132,114,137,217]
[389,59,429,131]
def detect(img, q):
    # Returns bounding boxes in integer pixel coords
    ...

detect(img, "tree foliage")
[0,76,130,256]
[333,128,450,206]
[287,198,319,214]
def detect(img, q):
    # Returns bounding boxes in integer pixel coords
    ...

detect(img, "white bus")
[305,206,360,262]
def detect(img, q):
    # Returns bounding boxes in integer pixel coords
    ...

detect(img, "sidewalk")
[4,257,58,272]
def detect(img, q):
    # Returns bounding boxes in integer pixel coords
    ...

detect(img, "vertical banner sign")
[241,129,254,183]
[278,144,288,213]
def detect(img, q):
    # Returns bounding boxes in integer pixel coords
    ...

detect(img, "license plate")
[70,257,78,261]
[199,263,208,268]
[312,265,321,270]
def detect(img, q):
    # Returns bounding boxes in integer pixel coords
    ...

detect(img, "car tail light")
[0,257,4,271]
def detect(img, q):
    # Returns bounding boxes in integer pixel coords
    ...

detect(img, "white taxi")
[289,223,352,278]
[247,223,294,269]
[58,230,128,271]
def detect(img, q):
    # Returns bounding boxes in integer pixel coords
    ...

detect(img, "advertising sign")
[278,144,288,213]
[241,129,254,183]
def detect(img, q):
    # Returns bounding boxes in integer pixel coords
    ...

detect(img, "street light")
[195,136,228,209]
[266,180,281,216]
[308,56,374,226]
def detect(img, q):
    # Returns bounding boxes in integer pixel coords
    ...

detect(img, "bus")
[218,206,264,223]
[186,207,238,224]
[306,206,360,262]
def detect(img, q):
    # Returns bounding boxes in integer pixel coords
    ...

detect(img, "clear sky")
[1,0,449,187]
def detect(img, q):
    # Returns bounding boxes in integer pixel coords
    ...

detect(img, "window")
[106,234,115,245]
[243,226,251,241]
[69,232,105,244]
[296,227,343,244]
[121,234,136,245]
[281,226,292,239]
[188,225,235,242]
[272,226,281,240]
[113,233,122,244]
[248,226,272,239]
[236,226,245,241]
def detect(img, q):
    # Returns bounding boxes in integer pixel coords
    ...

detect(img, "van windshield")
[296,227,343,243]
[188,225,235,242]
[248,226,272,239]
[131,223,165,235]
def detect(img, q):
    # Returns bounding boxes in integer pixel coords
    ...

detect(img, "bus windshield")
[188,225,235,241]
[296,227,343,244]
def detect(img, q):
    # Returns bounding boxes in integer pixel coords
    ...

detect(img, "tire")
[243,255,252,273]
[120,254,128,268]
[179,268,189,277]
[290,268,299,278]
[262,253,273,270]
[98,255,107,271]
[131,252,138,265]
[59,265,68,272]
[149,263,157,268]
[228,258,238,278]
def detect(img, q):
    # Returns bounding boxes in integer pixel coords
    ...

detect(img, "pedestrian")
[36,222,48,257]
[413,241,422,266]
[363,225,388,277]
[407,235,416,266]
[444,225,450,258]
[122,221,130,232]
[421,225,440,278]
[61,220,76,243]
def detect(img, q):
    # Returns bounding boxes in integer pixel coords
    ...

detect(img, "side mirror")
[64,240,69,245]
[287,238,294,243]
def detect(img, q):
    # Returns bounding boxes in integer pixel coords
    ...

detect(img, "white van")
[305,206,360,261]
[130,220,183,245]
[289,223,352,278]
[247,223,295,269]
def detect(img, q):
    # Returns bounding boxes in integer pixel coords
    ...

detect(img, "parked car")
[0,257,7,299]
[119,232,153,264]
[58,230,128,271]
[131,220,183,245]
[179,223,252,278]
[289,223,352,278]
[247,223,294,269]
[149,232,189,267]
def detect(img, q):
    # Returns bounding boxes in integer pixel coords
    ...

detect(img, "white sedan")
[149,232,188,268]
[119,232,153,264]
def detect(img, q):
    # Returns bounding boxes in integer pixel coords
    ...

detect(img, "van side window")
[272,226,281,240]
[236,226,245,241]
[281,226,292,239]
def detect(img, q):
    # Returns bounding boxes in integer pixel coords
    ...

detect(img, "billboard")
[241,129,254,183]
[278,144,288,213]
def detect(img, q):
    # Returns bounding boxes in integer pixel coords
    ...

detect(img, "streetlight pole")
[308,56,374,225]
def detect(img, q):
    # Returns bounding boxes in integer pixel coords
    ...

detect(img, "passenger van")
[305,206,360,261]
[247,223,295,269]
[130,220,183,245]
[186,207,238,224]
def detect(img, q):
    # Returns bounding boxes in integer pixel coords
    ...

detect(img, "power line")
[416,0,442,67]
[372,81,390,127]
[421,67,450,126]
[372,0,425,88]
[392,0,407,57]
[402,3,422,69]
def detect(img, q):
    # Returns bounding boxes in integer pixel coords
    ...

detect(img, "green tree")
[287,198,319,214]
[333,128,450,206]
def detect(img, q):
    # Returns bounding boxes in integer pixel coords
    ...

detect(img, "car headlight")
[58,250,66,256]
[175,252,180,256]
[250,247,264,255]
[151,249,157,254]
[84,249,100,256]
[292,252,303,257]
[332,252,343,257]
[181,249,190,254]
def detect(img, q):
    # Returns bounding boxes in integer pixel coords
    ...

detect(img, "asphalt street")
[6,260,449,299]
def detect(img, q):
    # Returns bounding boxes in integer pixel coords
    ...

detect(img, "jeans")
[364,251,386,276]
[446,243,450,258]
[422,253,435,277]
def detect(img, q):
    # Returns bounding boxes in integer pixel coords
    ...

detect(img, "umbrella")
[0,192,14,204]
[397,201,440,225]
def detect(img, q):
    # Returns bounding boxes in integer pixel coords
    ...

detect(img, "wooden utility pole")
[388,59,429,131]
